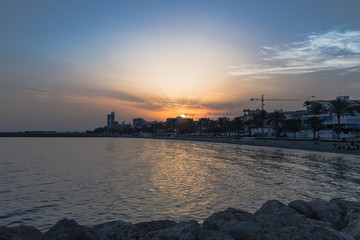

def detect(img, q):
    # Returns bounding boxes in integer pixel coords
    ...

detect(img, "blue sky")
[1,0,360,131]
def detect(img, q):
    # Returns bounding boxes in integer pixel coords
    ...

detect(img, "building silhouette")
[107,112,115,130]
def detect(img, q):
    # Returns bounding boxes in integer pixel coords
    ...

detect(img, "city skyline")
[1,1,360,131]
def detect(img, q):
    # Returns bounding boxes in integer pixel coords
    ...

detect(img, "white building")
[300,96,360,139]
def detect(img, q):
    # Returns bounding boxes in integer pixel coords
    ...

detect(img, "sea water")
[1,137,359,231]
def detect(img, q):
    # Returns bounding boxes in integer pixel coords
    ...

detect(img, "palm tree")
[218,117,229,132]
[303,100,312,115]
[305,117,325,139]
[244,119,253,136]
[259,110,267,136]
[328,98,355,139]
[198,118,210,131]
[250,110,267,136]
[231,117,244,136]
[309,102,326,115]
[284,119,302,138]
[266,111,286,138]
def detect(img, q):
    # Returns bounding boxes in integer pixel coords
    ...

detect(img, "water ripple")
[0,138,359,231]
[0,204,59,219]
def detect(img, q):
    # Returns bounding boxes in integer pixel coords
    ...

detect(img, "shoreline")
[2,134,360,155]
[153,136,360,156]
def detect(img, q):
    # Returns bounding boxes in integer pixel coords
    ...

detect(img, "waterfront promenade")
[156,136,360,155]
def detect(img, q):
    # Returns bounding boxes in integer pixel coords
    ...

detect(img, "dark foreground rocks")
[1,198,360,240]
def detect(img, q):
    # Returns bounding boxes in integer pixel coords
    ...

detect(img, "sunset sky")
[1,0,360,131]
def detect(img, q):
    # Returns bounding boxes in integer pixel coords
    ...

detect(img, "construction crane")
[250,95,300,136]
[250,94,300,112]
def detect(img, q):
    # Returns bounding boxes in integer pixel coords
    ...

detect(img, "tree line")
[89,98,360,139]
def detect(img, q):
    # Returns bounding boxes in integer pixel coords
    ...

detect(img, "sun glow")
[112,31,236,98]
[91,22,251,121]
[181,114,186,118]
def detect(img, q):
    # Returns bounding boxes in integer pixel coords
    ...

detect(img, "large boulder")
[263,225,355,240]
[342,220,360,240]
[202,208,255,230]
[255,200,307,232]
[44,219,78,240]
[198,229,234,240]
[344,207,360,224]
[135,220,177,234]
[256,200,297,216]
[44,219,96,240]
[341,207,360,240]
[0,225,43,240]
[94,220,148,240]
[308,199,346,230]
[288,199,318,219]
[219,219,263,240]
[331,199,360,214]
[147,220,201,240]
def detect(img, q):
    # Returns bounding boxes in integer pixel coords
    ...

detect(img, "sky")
[1,0,360,131]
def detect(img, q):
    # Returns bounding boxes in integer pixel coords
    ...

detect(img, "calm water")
[1,137,360,231]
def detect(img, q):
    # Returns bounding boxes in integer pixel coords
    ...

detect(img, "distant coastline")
[1,132,359,155]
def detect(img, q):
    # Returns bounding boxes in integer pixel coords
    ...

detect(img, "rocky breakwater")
[1,198,360,240]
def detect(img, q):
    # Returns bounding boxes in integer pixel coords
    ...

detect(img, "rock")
[331,199,360,214]
[345,207,360,223]
[288,199,318,219]
[94,220,148,240]
[0,225,43,240]
[147,220,200,240]
[255,200,307,231]
[342,219,360,240]
[256,200,297,216]
[202,207,255,230]
[306,217,333,228]
[219,219,263,240]
[312,226,355,240]
[44,219,77,240]
[198,229,234,240]
[44,219,96,240]
[75,225,98,240]
[308,199,345,230]
[342,207,360,240]
[135,220,177,234]
[3,199,360,240]
[263,225,355,240]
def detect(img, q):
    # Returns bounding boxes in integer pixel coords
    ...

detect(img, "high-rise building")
[107,112,115,130]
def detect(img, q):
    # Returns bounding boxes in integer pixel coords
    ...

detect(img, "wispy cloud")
[21,86,145,104]
[134,96,204,112]
[21,85,206,112]
[228,29,360,76]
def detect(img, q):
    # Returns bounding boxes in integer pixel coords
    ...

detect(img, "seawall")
[1,198,359,240]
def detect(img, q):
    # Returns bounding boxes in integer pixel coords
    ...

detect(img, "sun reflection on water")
[1,138,360,231]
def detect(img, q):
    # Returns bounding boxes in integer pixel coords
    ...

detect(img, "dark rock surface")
[94,220,148,240]
[2,198,360,240]
[288,199,318,219]
[44,219,97,240]
[135,220,177,234]
[0,225,43,240]
[219,220,263,240]
[202,207,256,230]
[147,220,201,240]
[309,198,346,230]
[198,229,234,240]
